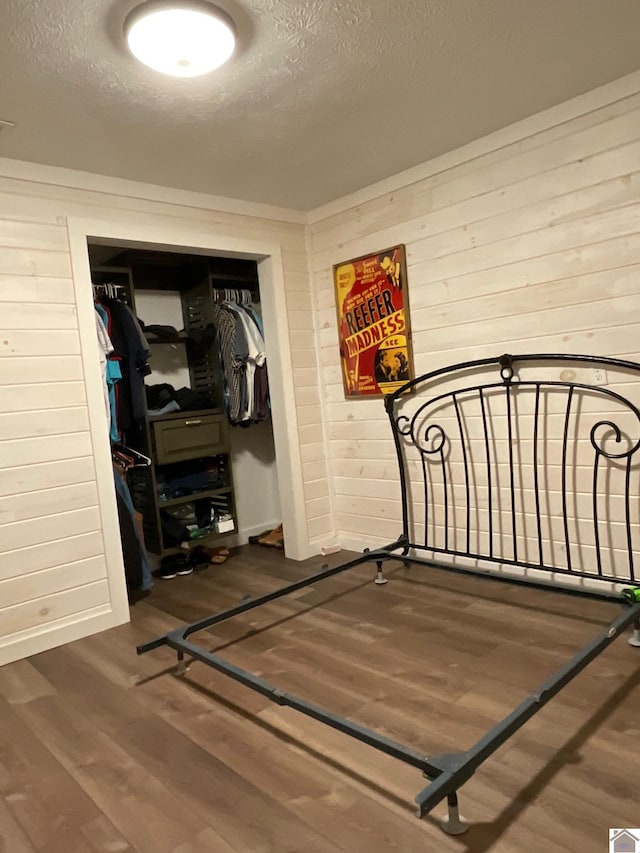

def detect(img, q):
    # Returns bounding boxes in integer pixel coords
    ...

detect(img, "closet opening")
[88,240,285,599]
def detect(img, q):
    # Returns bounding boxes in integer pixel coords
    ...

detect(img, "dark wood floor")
[1,546,638,852]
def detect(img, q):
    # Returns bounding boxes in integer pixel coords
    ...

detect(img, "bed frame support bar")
[137,540,640,825]
[160,633,446,778]
[415,600,640,817]
[395,553,631,605]
[136,542,404,656]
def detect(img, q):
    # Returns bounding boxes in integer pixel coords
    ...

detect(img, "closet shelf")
[159,486,233,508]
[158,527,236,557]
[148,407,224,422]
[92,264,131,274]
[209,272,257,284]
[146,334,191,345]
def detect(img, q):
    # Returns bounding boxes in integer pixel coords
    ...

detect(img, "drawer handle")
[184,419,203,426]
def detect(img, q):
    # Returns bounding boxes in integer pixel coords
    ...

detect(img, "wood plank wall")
[308,86,640,556]
[0,174,328,663]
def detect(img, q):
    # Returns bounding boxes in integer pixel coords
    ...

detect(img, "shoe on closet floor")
[248,528,274,545]
[195,545,230,565]
[189,546,212,571]
[158,553,193,579]
[258,524,284,550]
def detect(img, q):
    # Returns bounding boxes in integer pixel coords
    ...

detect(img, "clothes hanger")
[112,443,151,467]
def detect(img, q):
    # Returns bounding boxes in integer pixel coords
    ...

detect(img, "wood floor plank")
[79,814,135,853]
[30,645,348,853]
[0,658,58,704]
[0,695,105,848]
[8,545,639,853]
[170,827,239,853]
[36,826,105,853]
[12,692,207,853]
[146,677,447,853]
[0,795,37,853]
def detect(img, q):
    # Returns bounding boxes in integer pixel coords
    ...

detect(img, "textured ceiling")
[2,0,640,210]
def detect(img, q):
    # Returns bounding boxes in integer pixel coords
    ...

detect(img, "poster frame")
[332,243,414,398]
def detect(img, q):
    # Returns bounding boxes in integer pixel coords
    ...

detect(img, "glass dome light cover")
[124,0,236,78]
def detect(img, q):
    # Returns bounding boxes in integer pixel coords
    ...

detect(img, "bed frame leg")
[374,559,388,585]
[176,650,189,675]
[629,618,640,648]
[440,791,469,835]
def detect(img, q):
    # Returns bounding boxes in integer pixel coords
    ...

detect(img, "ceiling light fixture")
[124,1,236,78]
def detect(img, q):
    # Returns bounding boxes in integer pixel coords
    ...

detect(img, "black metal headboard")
[385,354,640,585]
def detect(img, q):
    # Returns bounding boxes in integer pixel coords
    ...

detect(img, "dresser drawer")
[152,414,226,464]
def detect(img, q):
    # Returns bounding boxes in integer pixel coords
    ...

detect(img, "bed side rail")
[415,598,640,818]
[137,540,405,655]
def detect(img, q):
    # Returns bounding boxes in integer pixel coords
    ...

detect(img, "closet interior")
[89,242,283,594]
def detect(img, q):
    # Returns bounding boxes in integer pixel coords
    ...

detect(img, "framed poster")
[333,244,414,397]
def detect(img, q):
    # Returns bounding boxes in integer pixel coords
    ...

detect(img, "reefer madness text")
[333,245,414,397]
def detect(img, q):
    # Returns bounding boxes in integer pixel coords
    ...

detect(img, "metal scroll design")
[589,419,640,460]
[590,417,640,580]
[392,375,640,583]
[395,400,456,554]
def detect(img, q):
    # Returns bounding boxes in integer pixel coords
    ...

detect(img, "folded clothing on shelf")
[146,382,217,415]
[156,457,225,501]
[139,320,217,346]
[141,323,183,342]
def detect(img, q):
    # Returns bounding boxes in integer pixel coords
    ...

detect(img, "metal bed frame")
[138,353,640,834]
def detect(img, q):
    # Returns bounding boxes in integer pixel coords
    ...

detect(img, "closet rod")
[93,281,127,299]
[212,287,254,305]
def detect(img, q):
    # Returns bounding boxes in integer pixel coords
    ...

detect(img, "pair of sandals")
[200,545,231,566]
[190,545,230,567]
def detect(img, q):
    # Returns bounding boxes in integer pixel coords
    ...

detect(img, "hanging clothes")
[212,297,270,426]
[225,301,265,421]
[95,305,122,442]
[212,303,242,422]
[100,297,151,436]
[113,466,153,593]
[113,466,153,592]
[240,304,270,420]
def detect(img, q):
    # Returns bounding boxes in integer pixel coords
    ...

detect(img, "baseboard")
[337,534,402,554]
[0,605,122,667]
